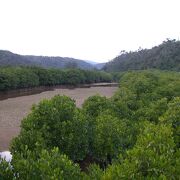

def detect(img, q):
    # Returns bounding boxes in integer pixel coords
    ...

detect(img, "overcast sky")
[0,0,179,62]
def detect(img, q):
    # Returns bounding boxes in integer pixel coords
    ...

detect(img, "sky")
[0,0,180,63]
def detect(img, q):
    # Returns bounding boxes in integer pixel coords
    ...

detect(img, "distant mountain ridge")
[85,60,98,65]
[95,63,106,69]
[0,50,102,70]
[84,60,106,69]
[103,39,180,72]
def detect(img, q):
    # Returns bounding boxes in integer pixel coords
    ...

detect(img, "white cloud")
[0,0,179,62]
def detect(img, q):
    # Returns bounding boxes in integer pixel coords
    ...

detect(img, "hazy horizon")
[0,0,180,63]
[0,38,178,64]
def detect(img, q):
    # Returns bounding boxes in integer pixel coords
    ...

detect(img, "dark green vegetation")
[0,50,100,70]
[104,39,180,72]
[0,66,112,91]
[1,70,179,179]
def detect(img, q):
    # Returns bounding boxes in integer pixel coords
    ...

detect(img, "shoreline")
[0,83,118,101]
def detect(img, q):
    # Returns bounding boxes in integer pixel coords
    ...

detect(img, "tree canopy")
[104,39,180,72]
[0,70,180,179]
[0,66,113,91]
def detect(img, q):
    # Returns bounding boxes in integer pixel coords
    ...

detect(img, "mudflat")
[0,86,118,151]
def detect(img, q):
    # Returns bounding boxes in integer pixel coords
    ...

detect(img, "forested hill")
[0,50,96,70]
[103,39,180,72]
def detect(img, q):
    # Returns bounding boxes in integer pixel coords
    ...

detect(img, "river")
[0,85,118,152]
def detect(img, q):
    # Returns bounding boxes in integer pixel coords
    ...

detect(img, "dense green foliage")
[104,39,180,72]
[11,96,88,161]
[1,70,180,179]
[0,66,112,91]
[0,50,98,70]
[104,121,179,179]
[1,148,82,180]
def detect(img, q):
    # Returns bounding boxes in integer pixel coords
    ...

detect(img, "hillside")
[103,39,180,72]
[0,50,96,70]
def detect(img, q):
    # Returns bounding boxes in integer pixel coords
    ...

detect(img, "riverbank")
[0,83,118,100]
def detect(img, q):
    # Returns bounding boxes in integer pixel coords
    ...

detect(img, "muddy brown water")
[0,85,118,151]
